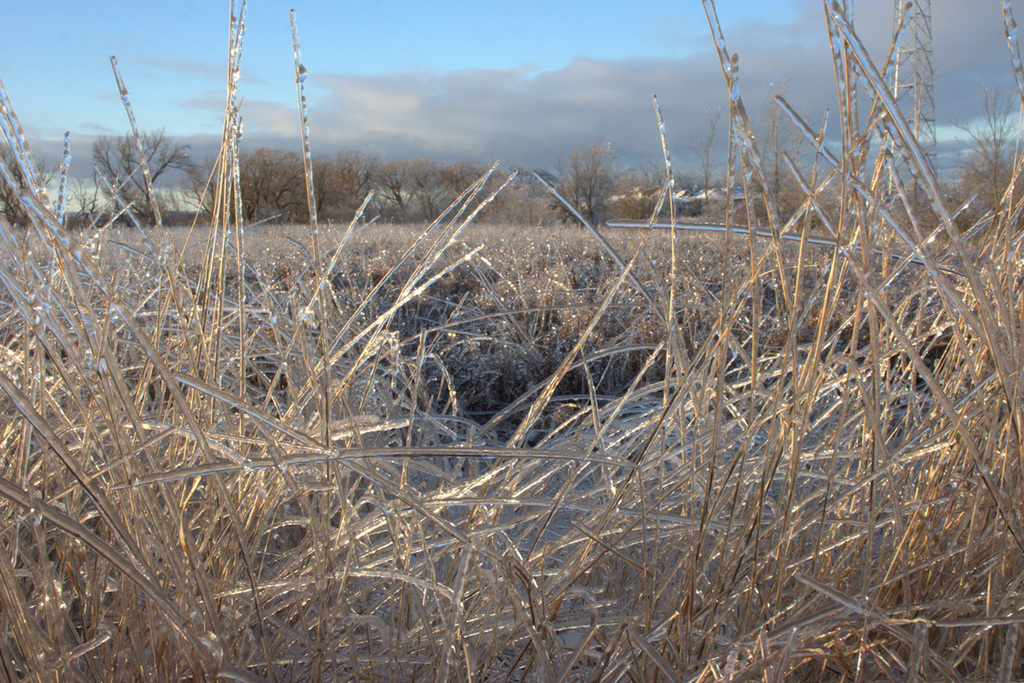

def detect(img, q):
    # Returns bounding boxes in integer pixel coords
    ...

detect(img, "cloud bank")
[33,1,1021,182]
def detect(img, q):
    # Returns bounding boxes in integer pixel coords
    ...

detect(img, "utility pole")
[890,0,936,175]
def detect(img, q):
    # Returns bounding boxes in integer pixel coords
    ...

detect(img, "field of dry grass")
[1,1,1024,680]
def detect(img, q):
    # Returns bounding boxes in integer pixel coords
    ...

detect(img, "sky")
[0,1,1018,181]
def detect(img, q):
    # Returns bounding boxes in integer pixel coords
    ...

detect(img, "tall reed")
[0,0,1022,679]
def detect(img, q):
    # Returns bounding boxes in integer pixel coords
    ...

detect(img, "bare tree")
[0,146,54,227]
[761,85,787,208]
[689,109,721,215]
[92,129,193,224]
[556,141,615,224]
[377,159,411,221]
[69,176,103,228]
[406,157,444,220]
[237,147,306,223]
[439,160,485,200]
[955,88,1019,212]
[181,156,219,220]
[756,83,805,222]
[311,154,344,221]
[184,149,381,225]
[329,151,379,219]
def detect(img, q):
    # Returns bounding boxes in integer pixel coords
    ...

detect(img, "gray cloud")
[233,56,751,171]
[32,1,1022,183]
[236,2,1013,175]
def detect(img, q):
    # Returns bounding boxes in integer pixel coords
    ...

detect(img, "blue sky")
[0,1,1015,177]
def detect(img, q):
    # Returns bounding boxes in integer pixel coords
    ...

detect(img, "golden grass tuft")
[0,1,1023,679]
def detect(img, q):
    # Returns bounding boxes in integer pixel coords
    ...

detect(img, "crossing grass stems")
[0,0,1023,679]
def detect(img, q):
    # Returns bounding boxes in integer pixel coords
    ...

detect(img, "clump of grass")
[0,0,1023,679]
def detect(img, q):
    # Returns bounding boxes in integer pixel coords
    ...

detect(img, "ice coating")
[56,132,72,226]
[109,56,163,228]
[1003,0,1024,104]
[883,4,911,86]
[652,95,674,190]
[0,77,52,206]
[701,0,733,85]
[290,9,318,229]
[827,6,933,198]
[729,55,740,103]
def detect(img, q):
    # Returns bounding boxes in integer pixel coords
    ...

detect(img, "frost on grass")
[1,1,1023,680]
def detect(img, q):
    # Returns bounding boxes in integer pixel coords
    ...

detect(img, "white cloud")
[28,1,1022,183]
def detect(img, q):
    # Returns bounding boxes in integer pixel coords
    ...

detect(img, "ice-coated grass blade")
[0,0,1022,678]
[55,132,71,228]
[109,57,162,228]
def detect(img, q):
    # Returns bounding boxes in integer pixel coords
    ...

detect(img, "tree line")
[71,138,656,228]
[0,87,1017,230]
